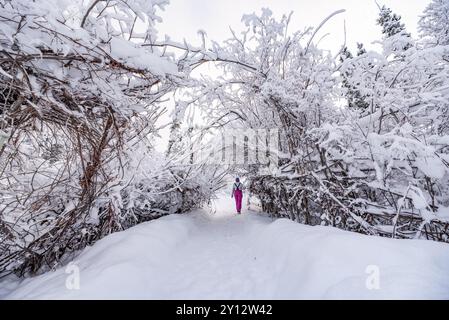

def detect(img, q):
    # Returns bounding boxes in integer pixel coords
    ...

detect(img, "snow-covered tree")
[339,46,370,111]
[323,11,449,240]
[419,0,449,46]
[377,5,413,52]
[0,0,214,277]
[377,5,408,37]
[356,42,367,56]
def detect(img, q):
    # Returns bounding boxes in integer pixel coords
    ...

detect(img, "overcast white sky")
[158,0,429,53]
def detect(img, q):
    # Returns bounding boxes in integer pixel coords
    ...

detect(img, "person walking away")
[231,178,243,214]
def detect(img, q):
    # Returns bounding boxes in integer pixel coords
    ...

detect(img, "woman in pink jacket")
[231,177,243,214]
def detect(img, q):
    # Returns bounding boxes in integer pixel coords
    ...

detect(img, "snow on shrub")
[0,0,214,277]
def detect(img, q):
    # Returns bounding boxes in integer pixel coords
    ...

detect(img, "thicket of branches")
[0,0,224,277]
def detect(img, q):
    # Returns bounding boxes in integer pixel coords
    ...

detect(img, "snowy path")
[3,194,449,299]
[158,202,277,299]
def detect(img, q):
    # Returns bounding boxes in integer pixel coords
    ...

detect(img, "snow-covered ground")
[2,194,449,299]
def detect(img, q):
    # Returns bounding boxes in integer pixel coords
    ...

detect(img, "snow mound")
[5,214,196,299]
[249,218,449,299]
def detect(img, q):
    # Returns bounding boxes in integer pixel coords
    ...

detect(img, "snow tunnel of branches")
[1,0,449,278]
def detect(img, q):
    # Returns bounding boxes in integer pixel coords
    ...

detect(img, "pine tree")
[339,46,353,63]
[376,5,412,51]
[356,43,367,56]
[377,5,408,37]
[339,47,369,111]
